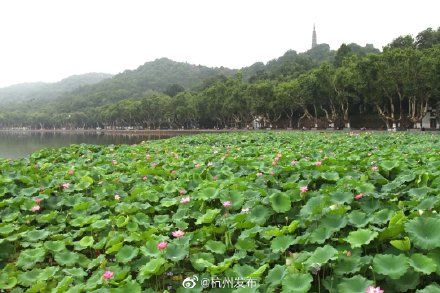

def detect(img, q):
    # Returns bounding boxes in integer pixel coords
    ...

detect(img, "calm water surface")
[0,132,174,159]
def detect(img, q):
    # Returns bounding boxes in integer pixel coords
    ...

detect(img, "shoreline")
[0,128,438,135]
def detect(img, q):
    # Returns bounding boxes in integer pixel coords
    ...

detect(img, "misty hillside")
[51,58,237,112]
[0,73,113,104]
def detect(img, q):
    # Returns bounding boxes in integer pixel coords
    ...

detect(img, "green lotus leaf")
[282,220,300,233]
[233,264,255,277]
[300,196,329,218]
[249,205,271,225]
[16,247,46,269]
[18,270,41,287]
[265,265,286,287]
[190,252,215,271]
[165,243,188,261]
[39,266,58,280]
[140,241,161,258]
[0,272,17,289]
[346,229,378,248]
[235,238,256,251]
[195,187,218,200]
[373,254,409,279]
[409,254,437,275]
[63,267,88,279]
[0,224,16,235]
[78,236,94,247]
[24,229,50,242]
[308,226,333,244]
[388,269,420,292]
[416,283,440,293]
[138,258,166,278]
[390,237,411,251]
[336,275,373,293]
[91,220,110,230]
[195,209,220,225]
[116,245,139,263]
[269,192,291,213]
[427,249,440,276]
[405,216,440,250]
[205,240,226,254]
[247,263,268,278]
[114,281,142,293]
[271,235,295,253]
[408,187,432,197]
[380,160,399,171]
[330,191,353,204]
[54,251,80,267]
[321,171,340,181]
[348,211,371,227]
[379,211,407,240]
[305,244,338,267]
[281,273,313,293]
[333,255,371,276]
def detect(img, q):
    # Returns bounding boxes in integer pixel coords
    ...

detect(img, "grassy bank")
[0,132,439,292]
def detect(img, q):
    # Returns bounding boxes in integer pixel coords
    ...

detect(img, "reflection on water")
[0,131,174,159]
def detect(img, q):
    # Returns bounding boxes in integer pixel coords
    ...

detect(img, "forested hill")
[47,58,237,112]
[242,43,380,81]
[0,73,112,105]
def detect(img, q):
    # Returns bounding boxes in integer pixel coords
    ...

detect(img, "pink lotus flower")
[62,183,70,189]
[272,161,278,166]
[213,175,219,181]
[157,241,168,250]
[102,270,114,280]
[142,176,148,181]
[365,286,384,293]
[172,230,185,238]
[146,154,151,160]
[270,171,275,176]
[179,189,187,195]
[34,198,43,204]
[68,169,74,175]
[180,196,190,204]
[151,162,157,168]
[355,193,364,200]
[114,194,120,200]
[170,170,177,175]
[195,163,201,168]
[111,160,117,165]
[291,160,298,166]
[276,153,282,158]
[300,186,308,193]
[315,161,322,166]
[31,205,40,212]
[223,201,232,207]
[371,166,379,171]
[346,250,352,257]
[256,172,263,177]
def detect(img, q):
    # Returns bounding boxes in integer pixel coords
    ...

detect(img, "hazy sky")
[0,0,439,87]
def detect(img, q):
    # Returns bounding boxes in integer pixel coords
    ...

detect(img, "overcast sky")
[0,0,439,87]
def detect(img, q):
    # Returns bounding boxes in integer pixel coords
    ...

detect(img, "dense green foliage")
[0,73,112,105]
[0,28,439,130]
[0,132,439,292]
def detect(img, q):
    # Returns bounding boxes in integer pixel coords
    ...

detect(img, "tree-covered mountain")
[45,58,237,112]
[242,43,379,81]
[0,73,112,105]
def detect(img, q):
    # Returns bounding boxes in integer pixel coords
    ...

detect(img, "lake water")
[0,131,175,159]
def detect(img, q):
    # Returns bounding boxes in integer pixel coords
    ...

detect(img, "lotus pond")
[0,132,439,292]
